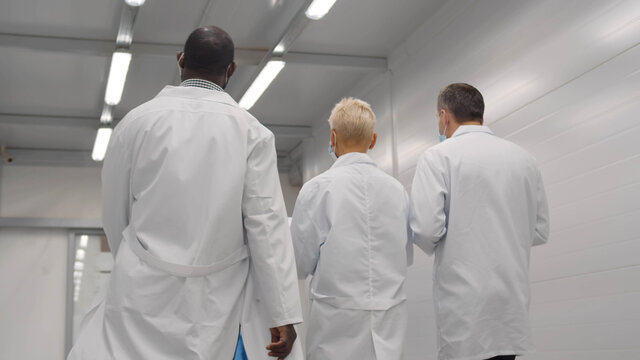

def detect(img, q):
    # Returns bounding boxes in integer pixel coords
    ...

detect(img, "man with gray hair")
[410,83,550,360]
[291,98,413,360]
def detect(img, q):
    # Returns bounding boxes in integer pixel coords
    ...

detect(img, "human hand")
[266,324,297,359]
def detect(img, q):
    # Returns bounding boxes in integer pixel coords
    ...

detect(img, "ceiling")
[0,0,446,169]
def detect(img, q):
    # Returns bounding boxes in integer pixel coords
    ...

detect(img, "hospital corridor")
[0,0,639,359]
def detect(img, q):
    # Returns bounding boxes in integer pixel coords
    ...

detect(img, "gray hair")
[437,83,484,122]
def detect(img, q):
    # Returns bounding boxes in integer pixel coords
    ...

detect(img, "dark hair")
[183,26,234,76]
[437,83,484,122]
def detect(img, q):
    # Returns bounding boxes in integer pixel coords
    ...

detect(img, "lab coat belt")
[127,227,249,278]
[310,292,405,311]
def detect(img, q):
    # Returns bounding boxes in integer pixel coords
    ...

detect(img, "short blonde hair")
[328,97,376,143]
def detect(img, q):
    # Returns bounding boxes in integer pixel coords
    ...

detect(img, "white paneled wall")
[0,165,102,219]
[279,172,301,216]
[0,166,103,359]
[300,0,640,358]
[0,228,68,360]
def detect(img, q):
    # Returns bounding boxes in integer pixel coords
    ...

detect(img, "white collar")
[156,85,238,107]
[452,125,494,138]
[331,152,377,169]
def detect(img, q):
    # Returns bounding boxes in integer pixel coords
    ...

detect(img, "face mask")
[438,128,447,143]
[438,115,447,142]
[328,141,337,161]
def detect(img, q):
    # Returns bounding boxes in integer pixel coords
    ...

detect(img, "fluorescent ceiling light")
[80,235,88,248]
[92,128,113,162]
[76,249,86,261]
[100,106,112,124]
[273,44,286,54]
[305,0,337,20]
[239,60,286,110]
[74,261,84,271]
[104,51,132,105]
[124,0,146,6]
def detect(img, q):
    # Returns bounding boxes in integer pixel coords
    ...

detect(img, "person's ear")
[330,129,336,147]
[369,133,378,150]
[227,61,237,79]
[176,51,185,69]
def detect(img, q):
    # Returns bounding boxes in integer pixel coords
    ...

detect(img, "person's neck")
[337,144,368,157]
[447,120,483,137]
[181,72,225,88]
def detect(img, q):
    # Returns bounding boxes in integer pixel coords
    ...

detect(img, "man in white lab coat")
[410,83,550,360]
[68,26,303,360]
[291,98,412,360]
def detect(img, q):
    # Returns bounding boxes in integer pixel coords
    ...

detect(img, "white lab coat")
[68,85,303,360]
[291,152,412,360]
[409,125,550,360]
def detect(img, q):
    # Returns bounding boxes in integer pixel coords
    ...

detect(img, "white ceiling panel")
[0,0,447,168]
[0,0,120,40]
[132,0,209,44]
[205,0,307,49]
[247,63,372,126]
[115,58,260,118]
[114,54,182,118]
[0,123,95,151]
[275,137,302,153]
[292,0,446,57]
[225,65,259,101]
[0,47,107,117]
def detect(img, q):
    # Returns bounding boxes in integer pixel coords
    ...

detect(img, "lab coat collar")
[331,152,377,169]
[155,85,239,108]
[451,125,494,138]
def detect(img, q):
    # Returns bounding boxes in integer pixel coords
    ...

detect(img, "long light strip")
[79,235,89,248]
[239,60,286,110]
[91,127,113,161]
[124,0,146,7]
[100,105,113,124]
[305,0,337,20]
[104,51,132,105]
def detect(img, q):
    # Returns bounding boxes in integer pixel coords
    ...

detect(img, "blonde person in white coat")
[291,98,413,360]
[68,26,303,360]
[409,83,550,360]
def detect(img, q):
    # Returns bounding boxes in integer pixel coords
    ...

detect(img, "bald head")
[178,26,236,85]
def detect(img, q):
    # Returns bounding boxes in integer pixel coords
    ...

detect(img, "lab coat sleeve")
[532,169,550,246]
[242,133,303,328]
[101,131,131,257]
[409,150,448,255]
[290,183,322,280]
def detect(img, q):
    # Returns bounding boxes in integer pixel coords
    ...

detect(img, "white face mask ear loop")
[223,64,231,89]
[328,130,338,161]
[177,53,184,78]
